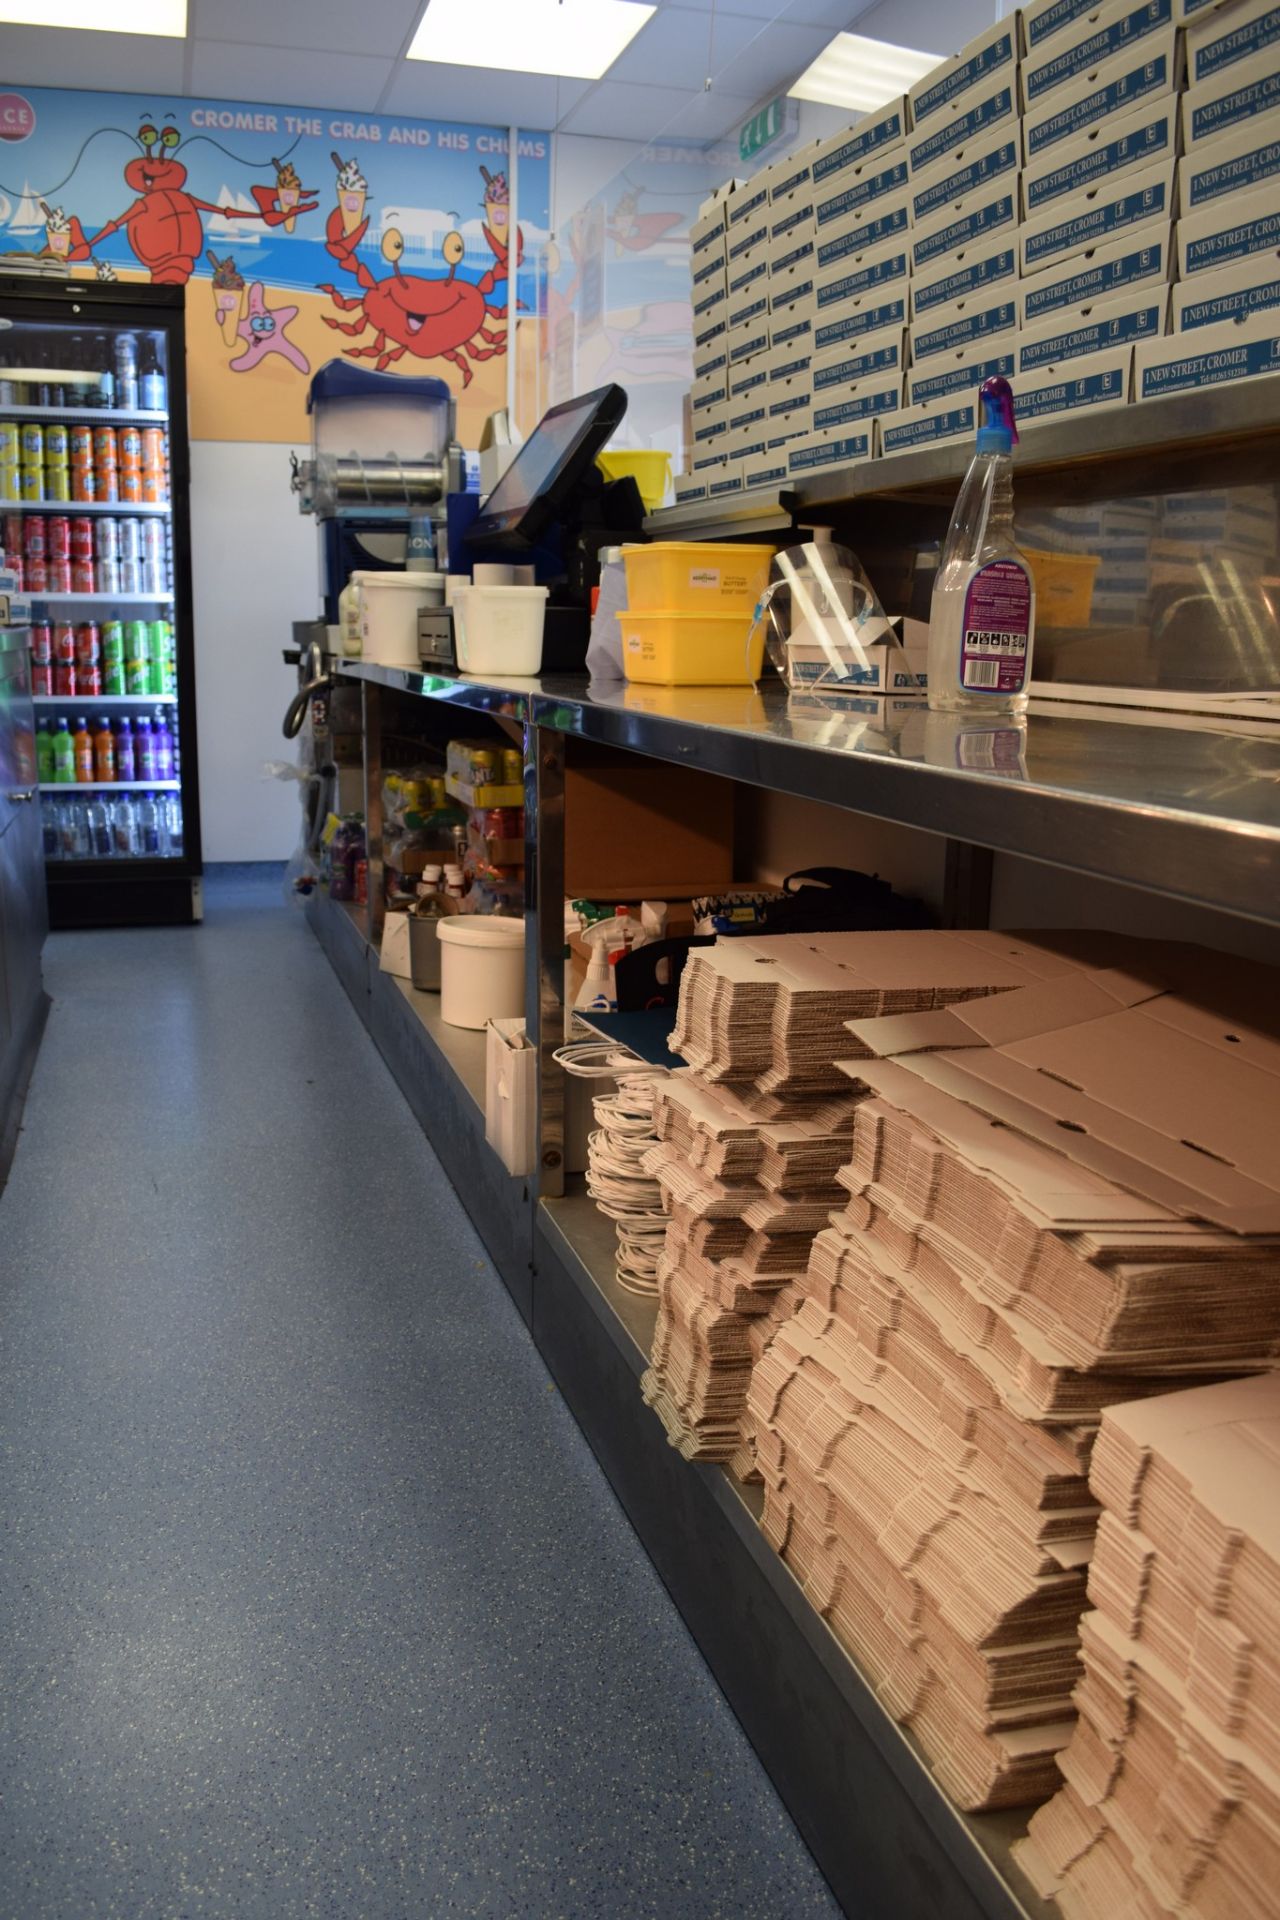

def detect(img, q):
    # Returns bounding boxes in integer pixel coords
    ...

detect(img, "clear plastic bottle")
[927,377,1035,716]
[111,793,137,857]
[87,798,112,858]
[164,793,184,858]
[137,792,161,856]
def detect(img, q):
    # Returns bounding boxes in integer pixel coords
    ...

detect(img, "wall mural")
[0,86,550,443]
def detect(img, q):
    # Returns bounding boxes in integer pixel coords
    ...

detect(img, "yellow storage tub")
[596,449,673,512]
[621,608,765,686]
[1024,547,1101,628]
[621,541,775,614]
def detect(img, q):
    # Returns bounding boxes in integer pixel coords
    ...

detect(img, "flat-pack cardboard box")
[564,743,736,898]
[879,395,978,455]
[786,425,874,478]
[811,323,907,393]
[908,333,1018,404]
[726,238,769,298]
[1022,29,1180,158]
[765,400,813,442]
[724,176,769,235]
[1177,115,1280,209]
[813,280,911,354]
[727,314,769,364]
[706,461,745,499]
[769,297,816,351]
[910,289,1021,361]
[908,126,1021,225]
[769,138,823,200]
[814,195,911,281]
[1022,0,1135,52]
[813,145,909,235]
[765,376,815,425]
[691,367,728,413]
[1181,48,1280,147]
[811,368,904,434]
[768,256,818,314]
[673,470,709,505]
[692,330,728,381]
[1022,0,1174,113]
[693,305,728,357]
[910,185,1020,271]
[727,279,770,333]
[1177,183,1280,273]
[908,18,1020,128]
[692,282,728,331]
[812,230,910,316]
[811,99,910,193]
[1022,94,1178,216]
[742,445,792,489]
[1017,292,1165,370]
[907,78,1021,180]
[726,207,770,264]
[1134,307,1280,397]
[1019,220,1173,322]
[727,351,770,401]
[1173,253,1280,326]
[1186,0,1280,92]
[1020,160,1174,272]
[911,231,1020,321]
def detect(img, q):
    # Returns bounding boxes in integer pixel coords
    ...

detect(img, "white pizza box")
[814,194,912,287]
[727,278,771,333]
[1177,114,1280,210]
[691,248,727,299]
[769,297,816,352]
[768,138,824,201]
[1172,250,1280,326]
[785,425,875,479]
[705,461,745,499]
[1177,181,1280,272]
[1011,341,1134,418]
[1023,0,1139,53]
[692,282,729,332]
[1022,29,1180,160]
[764,336,815,389]
[908,19,1021,129]
[673,469,709,505]
[690,204,727,264]
[690,444,727,471]
[768,181,816,246]
[691,366,728,412]
[768,256,818,315]
[813,145,910,235]
[1181,47,1280,145]
[909,125,1022,222]
[879,395,979,456]
[811,100,910,195]
[906,78,1021,181]
[742,446,792,490]
[811,369,905,436]
[724,417,769,459]
[811,230,910,314]
[1020,160,1174,272]
[1016,288,1168,370]
[768,223,816,277]
[910,289,1021,361]
[1019,218,1173,322]
[910,185,1020,272]
[764,400,813,443]
[724,176,769,233]
[1134,307,1280,397]
[691,410,730,454]
[911,230,1021,323]
[813,282,911,357]
[1186,0,1280,90]
[727,314,770,365]
[692,331,729,381]
[1022,94,1178,217]
[726,206,770,265]
[907,333,1019,405]
[811,324,908,396]
[726,241,770,302]
[1022,0,1174,114]
[727,346,769,400]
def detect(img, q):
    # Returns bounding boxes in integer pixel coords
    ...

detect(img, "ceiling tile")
[379,64,586,126]
[776,0,874,25]
[654,86,758,139]
[606,6,767,86]
[190,41,396,111]
[0,25,185,93]
[559,79,701,139]
[673,0,798,18]
[707,19,833,95]
[191,0,420,58]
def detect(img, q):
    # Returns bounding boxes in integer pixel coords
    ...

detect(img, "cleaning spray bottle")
[927,376,1035,714]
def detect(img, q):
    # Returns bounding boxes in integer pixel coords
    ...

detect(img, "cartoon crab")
[317,203,512,387]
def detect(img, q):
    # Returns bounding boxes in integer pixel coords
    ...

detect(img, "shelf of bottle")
[40,779,180,792]
[29,592,172,606]
[3,500,170,516]
[34,694,176,706]
[0,403,169,425]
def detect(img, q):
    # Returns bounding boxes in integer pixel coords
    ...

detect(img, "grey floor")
[0,869,840,1920]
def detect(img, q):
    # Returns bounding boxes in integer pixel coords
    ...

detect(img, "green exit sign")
[739,96,787,163]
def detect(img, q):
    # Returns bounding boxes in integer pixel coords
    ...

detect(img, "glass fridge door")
[0,313,184,864]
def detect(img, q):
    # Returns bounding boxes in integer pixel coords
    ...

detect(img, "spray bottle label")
[959,560,1033,692]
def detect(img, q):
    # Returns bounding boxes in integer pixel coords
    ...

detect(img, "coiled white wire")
[554,1042,669,1297]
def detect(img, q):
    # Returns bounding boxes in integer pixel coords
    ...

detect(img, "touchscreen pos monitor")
[466,383,627,552]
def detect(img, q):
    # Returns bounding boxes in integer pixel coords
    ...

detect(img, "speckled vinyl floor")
[0,869,839,1920]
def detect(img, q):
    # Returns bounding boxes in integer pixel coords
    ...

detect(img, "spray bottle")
[927,376,1035,715]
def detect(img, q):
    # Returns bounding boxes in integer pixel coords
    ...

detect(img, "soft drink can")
[71,558,95,593]
[45,424,69,464]
[46,514,70,559]
[96,556,121,595]
[70,515,94,561]
[6,554,23,590]
[4,510,22,554]
[53,621,75,663]
[54,662,76,697]
[139,469,164,504]
[102,657,125,697]
[71,467,97,503]
[29,620,52,664]
[25,556,47,592]
[75,621,100,667]
[101,618,124,662]
[19,424,42,464]
[119,469,143,505]
[125,660,149,697]
[70,424,94,470]
[0,422,17,462]
[93,425,118,470]
[0,464,21,502]
[18,466,42,502]
[23,515,45,558]
[95,515,120,559]
[78,662,102,698]
[142,519,165,565]
[95,466,118,503]
[43,467,71,502]
[119,425,142,470]
[118,517,141,563]
[140,427,166,472]
[31,662,52,696]
[118,556,142,595]
[46,557,71,592]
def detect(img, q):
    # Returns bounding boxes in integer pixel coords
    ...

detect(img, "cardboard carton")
[1012,341,1133,416]
[1022,93,1178,215]
[910,186,1020,271]
[1020,160,1174,272]
[811,369,904,435]
[727,314,769,364]
[879,395,978,454]
[1181,47,1280,146]
[1186,0,1280,92]
[1022,0,1174,112]
[706,461,744,497]
[909,18,1021,127]
[813,146,909,235]
[1017,292,1166,369]
[769,297,816,352]
[742,446,791,490]
[1177,113,1280,208]
[907,333,1018,405]
[910,290,1020,361]
[1134,307,1280,397]
[911,230,1020,320]
[786,426,874,477]
[1177,180,1280,272]
[811,99,910,191]
[768,255,818,314]
[907,78,1021,179]
[909,127,1021,222]
[1019,220,1173,321]
[1172,251,1280,327]
[1022,29,1180,158]
[811,322,907,390]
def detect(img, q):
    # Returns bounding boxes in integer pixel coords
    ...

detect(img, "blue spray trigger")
[976,375,1018,454]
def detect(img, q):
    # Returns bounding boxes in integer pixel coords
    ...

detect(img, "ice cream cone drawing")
[331,152,368,237]
[207,249,246,346]
[272,157,303,233]
[480,166,508,244]
[39,201,71,258]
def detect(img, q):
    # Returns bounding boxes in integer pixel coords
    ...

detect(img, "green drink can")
[149,618,171,695]
[124,618,149,695]
[102,656,126,696]
[101,619,125,663]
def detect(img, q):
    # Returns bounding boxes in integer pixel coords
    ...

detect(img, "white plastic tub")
[453,584,548,676]
[437,915,526,1028]
[352,569,444,666]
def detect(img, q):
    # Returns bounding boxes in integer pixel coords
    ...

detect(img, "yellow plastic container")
[596,449,673,512]
[1024,547,1101,628]
[621,608,766,686]
[621,541,776,614]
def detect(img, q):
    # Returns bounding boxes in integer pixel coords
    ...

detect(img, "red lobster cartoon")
[66,118,318,285]
[318,192,518,388]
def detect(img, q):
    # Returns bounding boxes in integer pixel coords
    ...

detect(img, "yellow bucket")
[1024,547,1101,628]
[621,540,775,613]
[621,607,765,686]
[596,449,674,512]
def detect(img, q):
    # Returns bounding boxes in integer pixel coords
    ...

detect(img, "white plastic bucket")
[352,570,445,666]
[452,584,548,676]
[437,915,525,1028]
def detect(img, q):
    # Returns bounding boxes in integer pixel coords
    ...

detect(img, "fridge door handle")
[8,788,36,803]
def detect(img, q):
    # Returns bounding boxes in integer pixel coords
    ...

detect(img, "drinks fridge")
[0,277,200,926]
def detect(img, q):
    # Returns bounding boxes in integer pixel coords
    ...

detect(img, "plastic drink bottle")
[35,719,54,784]
[115,718,135,781]
[927,376,1035,716]
[111,794,137,856]
[42,799,59,860]
[137,793,161,855]
[72,716,94,782]
[134,716,156,783]
[87,799,111,857]
[164,794,183,858]
[52,717,75,782]
[93,715,115,783]
[151,710,174,781]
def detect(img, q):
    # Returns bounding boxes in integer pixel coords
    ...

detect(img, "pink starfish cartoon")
[229,282,310,373]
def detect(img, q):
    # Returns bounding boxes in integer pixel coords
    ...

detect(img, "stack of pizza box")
[1016,1374,1280,1919]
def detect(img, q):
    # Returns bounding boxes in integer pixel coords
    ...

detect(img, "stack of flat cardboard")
[748,946,1280,1813]
[1017,1375,1280,1919]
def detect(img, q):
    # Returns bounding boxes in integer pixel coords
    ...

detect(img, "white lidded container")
[452,584,548,676]
[437,915,526,1028]
[350,569,444,667]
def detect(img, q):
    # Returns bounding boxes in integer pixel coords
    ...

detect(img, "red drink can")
[53,621,76,663]
[71,467,97,503]
[70,424,94,471]
[3,511,22,559]
[75,621,100,667]
[25,556,47,592]
[46,557,71,592]
[23,515,45,558]
[77,662,102,698]
[54,662,76,697]
[93,426,118,471]
[47,514,70,559]
[31,662,52,696]
[70,515,94,562]
[29,620,52,664]
[71,558,95,594]
[6,554,23,591]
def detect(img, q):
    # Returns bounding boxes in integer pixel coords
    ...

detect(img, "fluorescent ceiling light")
[0,0,185,29]
[788,31,940,114]
[408,0,655,80]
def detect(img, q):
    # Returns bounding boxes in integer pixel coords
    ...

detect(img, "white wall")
[189,440,319,863]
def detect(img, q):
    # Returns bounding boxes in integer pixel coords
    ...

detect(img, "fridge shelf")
[29,592,172,606]
[3,500,170,516]
[0,403,168,425]
[40,780,181,792]
[34,694,176,706]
